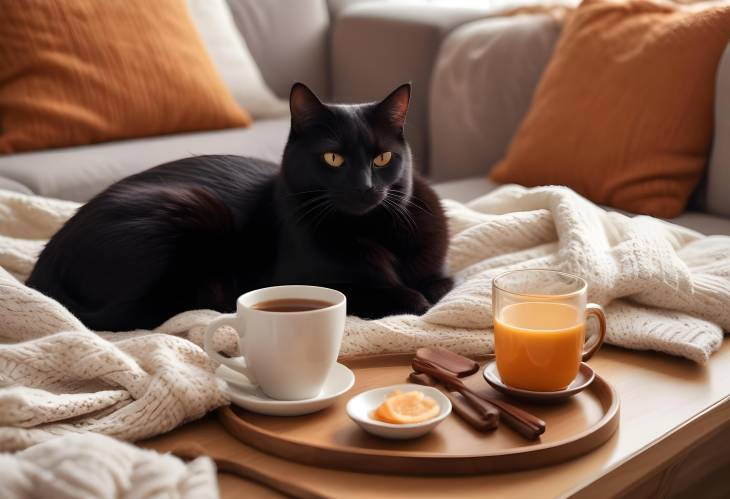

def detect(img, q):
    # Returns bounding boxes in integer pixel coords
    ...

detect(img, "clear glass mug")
[492,269,606,392]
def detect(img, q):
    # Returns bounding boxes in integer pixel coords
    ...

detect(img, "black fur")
[27,83,452,331]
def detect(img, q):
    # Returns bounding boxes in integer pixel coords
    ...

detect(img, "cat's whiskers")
[388,193,419,231]
[294,203,327,225]
[388,188,433,216]
[388,206,417,237]
[286,189,329,198]
[291,197,327,221]
[382,195,417,236]
[292,194,330,225]
[379,197,401,231]
[292,192,329,207]
[311,201,336,232]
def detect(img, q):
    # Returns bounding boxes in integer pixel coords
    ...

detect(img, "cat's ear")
[289,83,327,132]
[375,83,411,131]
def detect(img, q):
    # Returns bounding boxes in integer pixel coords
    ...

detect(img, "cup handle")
[582,304,606,362]
[203,313,257,385]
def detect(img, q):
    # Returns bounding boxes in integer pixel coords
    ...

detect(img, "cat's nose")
[355,173,373,193]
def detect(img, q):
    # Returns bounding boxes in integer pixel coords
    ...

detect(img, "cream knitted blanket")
[0,185,728,452]
[0,433,217,499]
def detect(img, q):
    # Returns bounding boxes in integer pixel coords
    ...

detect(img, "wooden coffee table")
[143,342,730,498]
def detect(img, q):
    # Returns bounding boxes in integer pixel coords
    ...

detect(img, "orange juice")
[494,301,585,391]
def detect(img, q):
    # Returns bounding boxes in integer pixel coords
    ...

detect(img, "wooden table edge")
[566,394,730,497]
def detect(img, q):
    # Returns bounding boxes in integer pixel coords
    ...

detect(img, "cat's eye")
[323,152,344,167]
[373,151,392,168]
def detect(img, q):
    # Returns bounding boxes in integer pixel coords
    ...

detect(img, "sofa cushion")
[0,0,250,154]
[431,176,730,236]
[490,0,730,218]
[187,0,288,119]
[226,0,331,99]
[0,118,290,202]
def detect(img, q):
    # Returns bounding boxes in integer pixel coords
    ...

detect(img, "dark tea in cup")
[252,298,334,312]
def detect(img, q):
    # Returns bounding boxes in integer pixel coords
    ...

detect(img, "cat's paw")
[350,287,430,318]
[399,288,432,316]
[419,276,454,304]
[379,287,431,316]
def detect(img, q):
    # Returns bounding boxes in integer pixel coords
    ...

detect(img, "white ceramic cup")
[204,285,346,400]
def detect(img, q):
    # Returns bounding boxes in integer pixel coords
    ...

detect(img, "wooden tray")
[218,354,620,475]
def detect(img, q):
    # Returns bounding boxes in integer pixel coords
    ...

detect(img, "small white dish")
[346,384,452,440]
[218,362,355,416]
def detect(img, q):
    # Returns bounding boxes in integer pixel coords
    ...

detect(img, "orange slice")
[373,390,440,424]
[372,390,401,423]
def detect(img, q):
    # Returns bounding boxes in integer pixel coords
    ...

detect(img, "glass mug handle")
[582,304,607,361]
[203,313,258,385]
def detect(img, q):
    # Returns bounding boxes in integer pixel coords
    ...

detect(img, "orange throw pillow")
[0,0,251,153]
[490,0,730,217]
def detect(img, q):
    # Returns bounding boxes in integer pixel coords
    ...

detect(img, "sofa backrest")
[331,2,496,174]
[429,15,562,183]
[226,0,331,100]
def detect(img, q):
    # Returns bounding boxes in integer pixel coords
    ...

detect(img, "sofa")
[0,0,728,236]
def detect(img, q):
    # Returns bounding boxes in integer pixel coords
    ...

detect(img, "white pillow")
[187,0,289,119]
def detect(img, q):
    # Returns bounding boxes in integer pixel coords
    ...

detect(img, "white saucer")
[217,362,355,416]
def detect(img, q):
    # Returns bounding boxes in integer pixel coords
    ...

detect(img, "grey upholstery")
[671,211,730,237]
[331,3,498,174]
[431,176,730,236]
[707,44,730,218]
[0,119,290,202]
[432,176,730,236]
[429,15,561,181]
[431,176,501,205]
[226,0,331,99]
[0,177,33,195]
[327,0,378,19]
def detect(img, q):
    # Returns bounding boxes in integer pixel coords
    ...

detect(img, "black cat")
[27,83,453,331]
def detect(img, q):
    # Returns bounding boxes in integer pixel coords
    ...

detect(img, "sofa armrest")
[707,43,730,218]
[331,3,498,173]
[428,14,561,182]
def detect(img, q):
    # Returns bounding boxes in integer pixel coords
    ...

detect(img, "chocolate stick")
[442,377,500,422]
[456,390,499,428]
[446,391,498,431]
[477,397,546,438]
[411,359,499,426]
[409,372,498,431]
[415,347,480,377]
[408,371,437,387]
[413,360,500,423]
[412,358,545,440]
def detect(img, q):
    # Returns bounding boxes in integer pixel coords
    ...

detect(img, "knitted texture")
[0,185,728,450]
[0,433,217,498]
